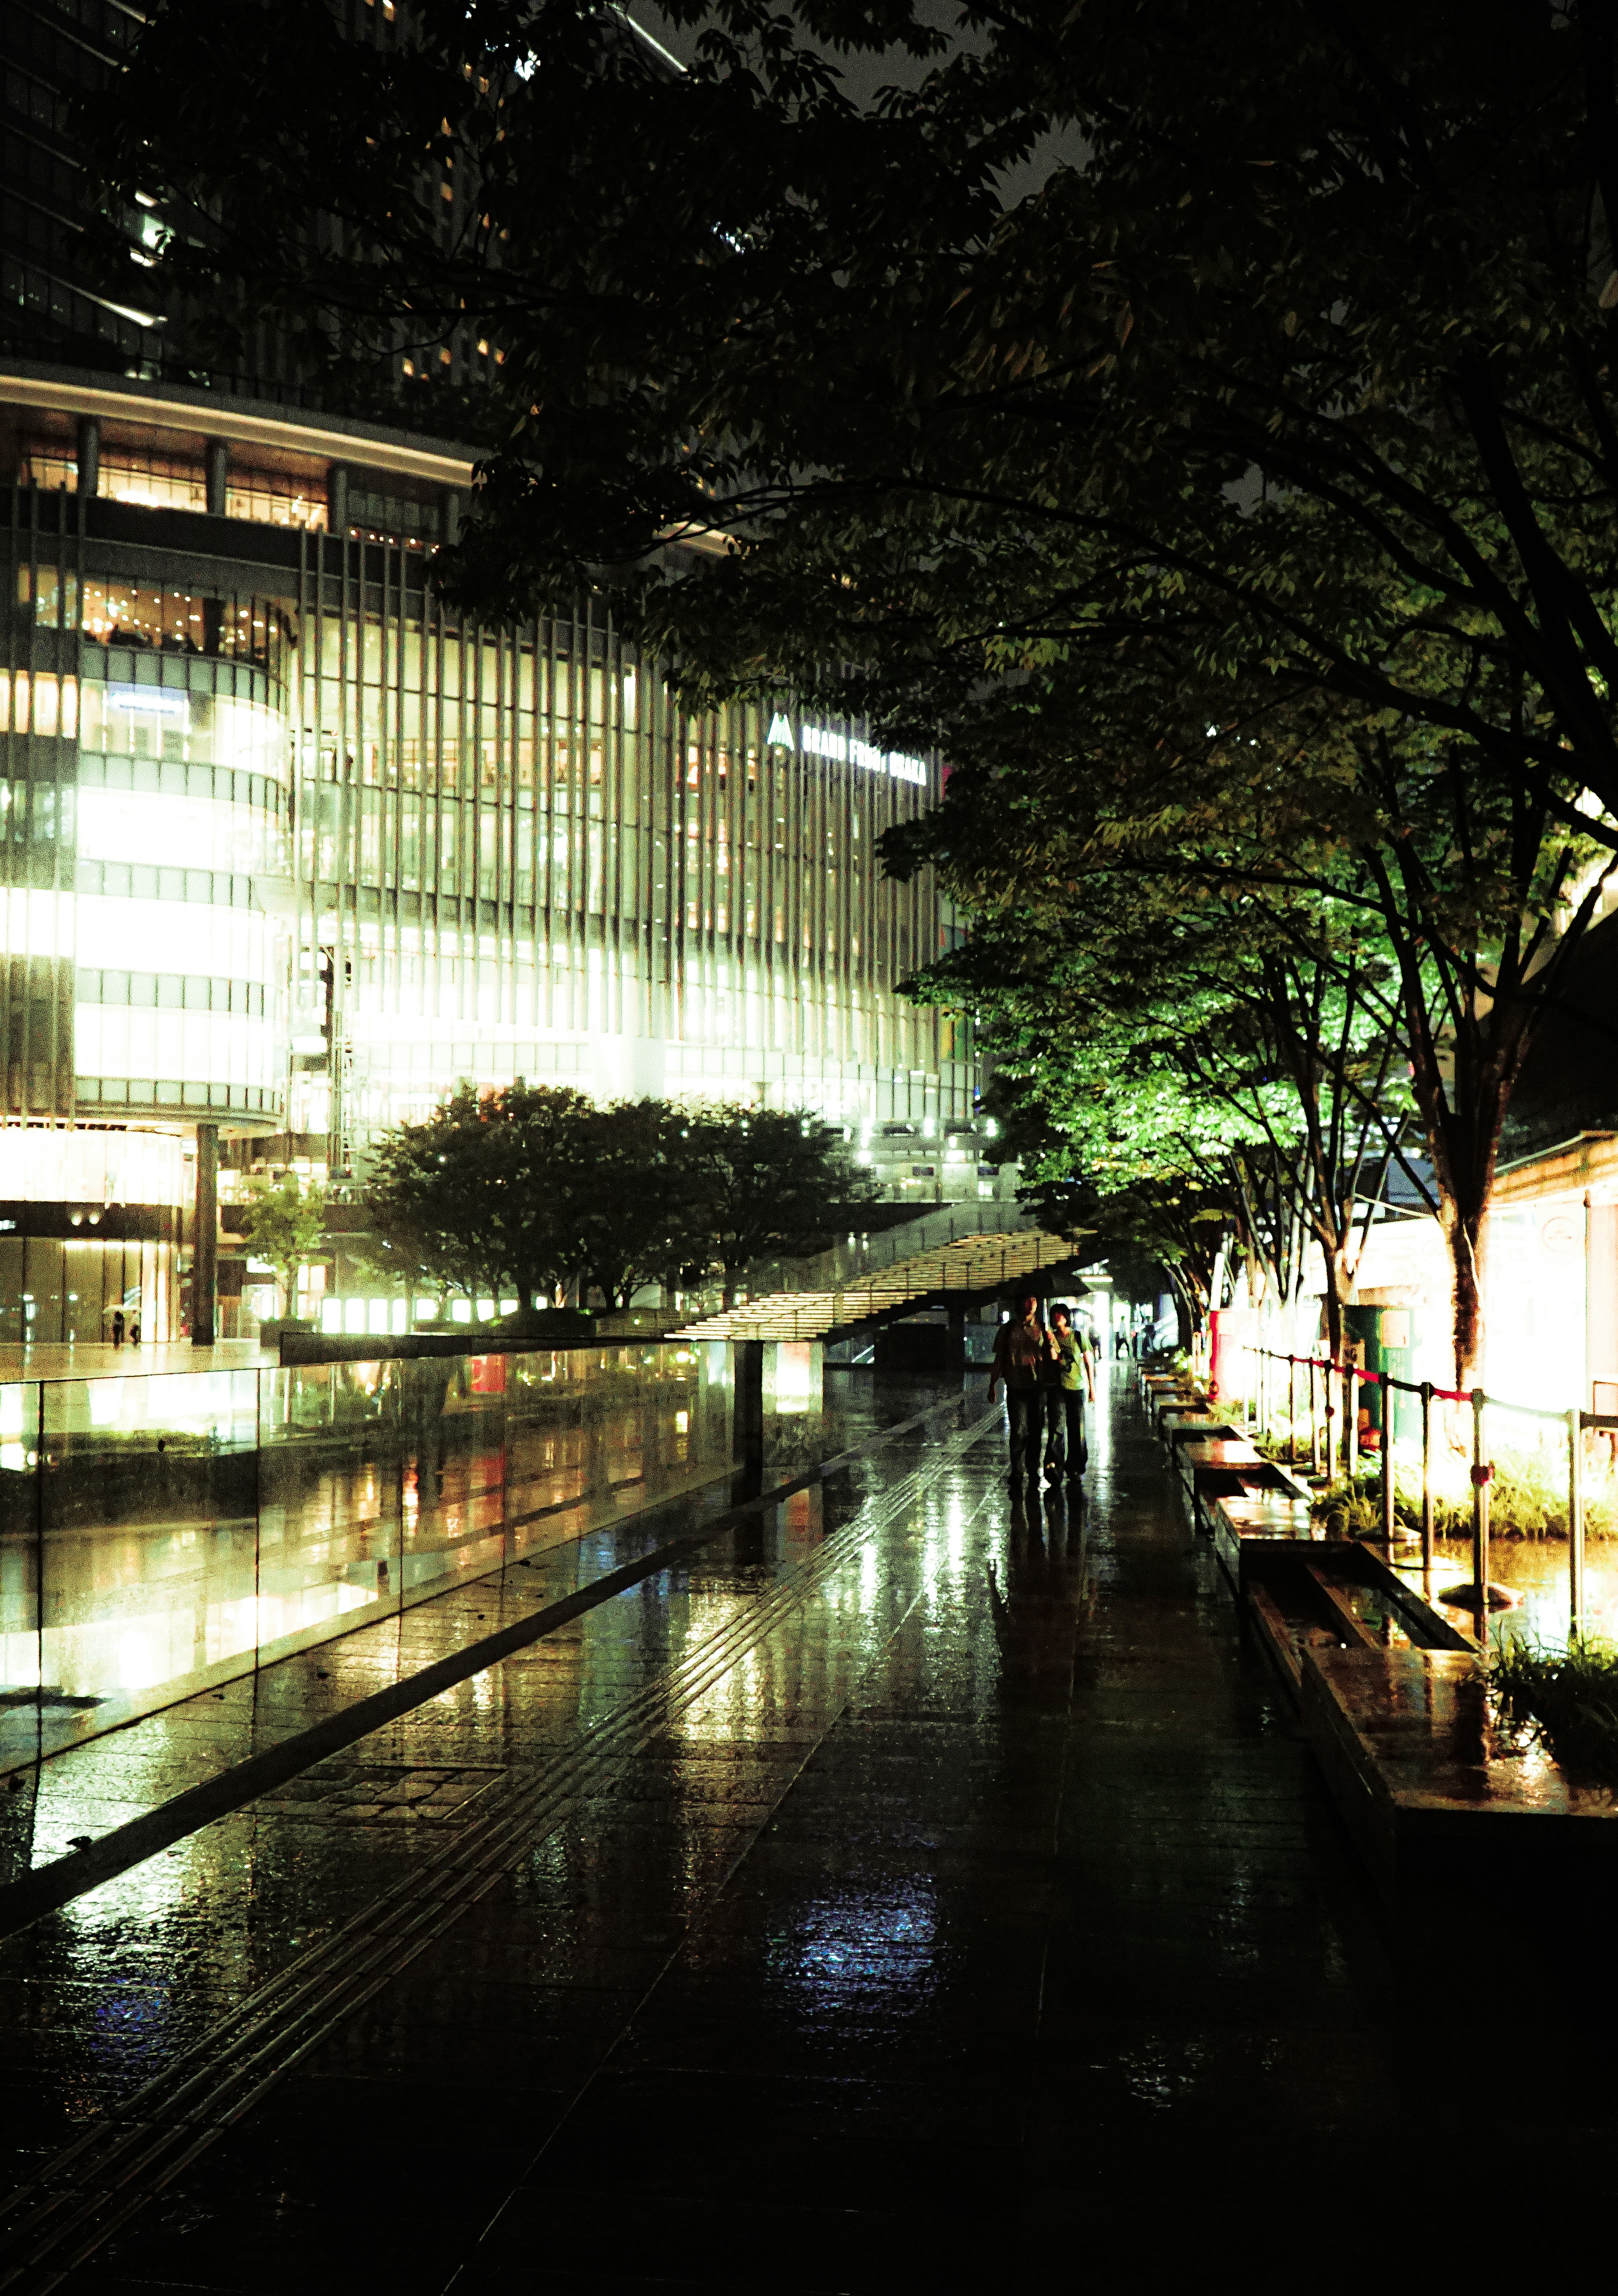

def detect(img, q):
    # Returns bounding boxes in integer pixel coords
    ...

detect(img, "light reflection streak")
[764,1878,940,2011]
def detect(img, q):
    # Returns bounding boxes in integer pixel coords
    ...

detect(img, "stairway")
[674,1230,1082,1344]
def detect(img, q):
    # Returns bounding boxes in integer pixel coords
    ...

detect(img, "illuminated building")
[0,385,988,1339]
[0,6,984,1344]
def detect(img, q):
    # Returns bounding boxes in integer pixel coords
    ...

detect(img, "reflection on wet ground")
[2,1371,1615,2291]
[1427,1530,1618,1648]
[0,1370,946,1889]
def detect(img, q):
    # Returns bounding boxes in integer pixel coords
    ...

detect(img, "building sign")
[107,685,189,718]
[766,712,928,787]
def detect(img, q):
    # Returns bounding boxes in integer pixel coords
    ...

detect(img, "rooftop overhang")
[0,360,478,492]
[1492,1131,1618,1208]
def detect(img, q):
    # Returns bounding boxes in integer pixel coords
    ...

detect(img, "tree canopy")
[361,1086,870,1314]
[238,1173,330,1319]
[87,0,1618,1372]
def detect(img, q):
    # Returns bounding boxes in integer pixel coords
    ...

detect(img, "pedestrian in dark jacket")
[989,1293,1055,1494]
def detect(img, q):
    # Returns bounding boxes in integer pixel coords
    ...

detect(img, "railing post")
[1310,1358,1321,1477]
[1569,1404,1586,1641]
[1380,1375,1396,1547]
[1471,1387,1490,1623]
[1345,1365,1359,1483]
[1287,1356,1297,1466]
[1420,1381,1434,1573]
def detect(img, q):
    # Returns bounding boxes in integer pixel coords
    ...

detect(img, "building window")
[80,578,296,683]
[226,470,327,530]
[0,671,77,739]
[21,444,209,511]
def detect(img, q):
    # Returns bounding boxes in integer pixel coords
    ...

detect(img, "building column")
[442,487,462,545]
[76,417,99,497]
[1587,1198,1618,1409]
[205,438,230,516]
[732,1338,764,1471]
[192,1123,218,1347]
[328,463,349,535]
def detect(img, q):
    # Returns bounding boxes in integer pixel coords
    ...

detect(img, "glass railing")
[0,1340,736,1768]
[752,1197,1040,1296]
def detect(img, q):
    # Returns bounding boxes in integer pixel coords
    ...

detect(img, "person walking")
[988,1292,1054,1497]
[1042,1303,1096,1485]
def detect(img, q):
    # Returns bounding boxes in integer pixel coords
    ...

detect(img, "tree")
[239,1173,330,1320]
[94,2,1618,834]
[686,1106,874,1307]
[572,1099,706,1309]
[94,0,1618,1368]
[363,1082,597,1316]
[885,642,1616,1383]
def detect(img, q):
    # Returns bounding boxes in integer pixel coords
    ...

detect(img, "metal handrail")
[755,1197,1045,1294]
[1248,1344,1599,1637]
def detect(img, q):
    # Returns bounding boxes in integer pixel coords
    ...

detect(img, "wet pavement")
[3,1370,1613,2289]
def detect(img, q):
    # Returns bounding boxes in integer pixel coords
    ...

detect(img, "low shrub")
[1304,1442,1618,1541]
[1490,1637,1618,1779]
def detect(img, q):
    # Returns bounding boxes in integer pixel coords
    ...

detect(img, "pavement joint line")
[498,1466,1010,2218]
[0,1394,994,1950]
[0,1408,1002,2294]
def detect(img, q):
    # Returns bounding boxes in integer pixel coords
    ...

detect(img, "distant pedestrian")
[110,1308,124,1349]
[1042,1304,1096,1485]
[127,1314,140,1345]
[1113,1327,1128,1359]
[988,1293,1055,1496]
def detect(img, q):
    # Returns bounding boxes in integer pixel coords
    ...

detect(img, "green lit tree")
[239,1172,330,1320]
[687,1106,875,1307]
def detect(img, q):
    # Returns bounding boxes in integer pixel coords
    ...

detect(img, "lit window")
[225,470,327,530]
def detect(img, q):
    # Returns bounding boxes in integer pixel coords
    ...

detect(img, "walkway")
[675,1229,1078,1343]
[0,1373,1552,2289]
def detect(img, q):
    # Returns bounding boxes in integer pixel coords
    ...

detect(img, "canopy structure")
[675,1231,1083,1344]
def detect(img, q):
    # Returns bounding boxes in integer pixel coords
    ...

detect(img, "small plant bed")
[1305,1448,1618,1544]
[1490,1637,1618,1782]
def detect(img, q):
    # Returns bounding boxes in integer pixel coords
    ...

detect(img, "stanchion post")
[1569,1404,1585,1642]
[1311,1359,1322,1478]
[1420,1381,1434,1573]
[1380,1375,1396,1547]
[1289,1357,1298,1467]
[1346,1365,1359,1484]
[1471,1388,1490,1625]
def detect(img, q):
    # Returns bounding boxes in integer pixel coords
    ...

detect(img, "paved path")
[0,1372,1532,2289]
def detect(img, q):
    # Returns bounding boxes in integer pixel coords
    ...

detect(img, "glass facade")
[0,1338,734,1767]
[0,402,970,1338]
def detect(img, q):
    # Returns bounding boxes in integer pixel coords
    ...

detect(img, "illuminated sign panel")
[107,685,189,719]
[766,711,928,787]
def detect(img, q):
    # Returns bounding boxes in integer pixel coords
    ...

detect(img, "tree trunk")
[1440,1190,1488,1391]
[1321,1241,1353,1368]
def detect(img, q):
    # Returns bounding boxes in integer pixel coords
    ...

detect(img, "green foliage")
[1490,1638,1618,1781]
[238,1174,329,1317]
[91,2,1618,1378]
[1310,1446,1618,1542]
[363,1083,588,1311]
[684,1105,877,1304]
[361,1089,869,1311]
